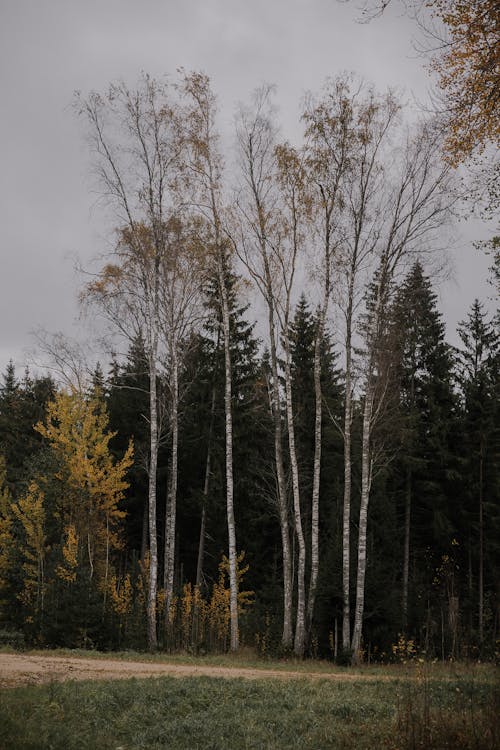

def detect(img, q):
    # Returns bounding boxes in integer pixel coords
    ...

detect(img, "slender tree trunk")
[196,385,216,590]
[267,303,293,649]
[479,436,484,644]
[141,503,148,562]
[351,384,374,663]
[283,341,306,657]
[218,254,239,652]
[196,505,206,588]
[307,187,333,639]
[342,368,353,652]
[307,308,326,634]
[147,351,159,651]
[350,254,391,664]
[342,283,355,653]
[402,375,415,633]
[246,157,293,648]
[402,466,411,632]
[164,354,179,620]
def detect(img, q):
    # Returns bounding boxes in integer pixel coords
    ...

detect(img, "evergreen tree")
[107,338,150,557]
[391,262,458,648]
[177,266,274,626]
[0,363,55,496]
[288,295,344,650]
[456,299,499,649]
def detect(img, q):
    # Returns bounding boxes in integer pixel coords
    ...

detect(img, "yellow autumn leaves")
[35,390,133,584]
[0,390,133,630]
[163,553,254,652]
[0,388,255,649]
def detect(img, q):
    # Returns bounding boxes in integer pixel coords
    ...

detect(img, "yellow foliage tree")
[429,0,499,164]
[35,390,133,589]
[55,524,79,583]
[358,1,499,163]
[0,456,14,607]
[11,482,47,623]
[208,552,254,649]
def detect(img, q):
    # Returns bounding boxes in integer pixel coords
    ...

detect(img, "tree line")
[0,71,498,662]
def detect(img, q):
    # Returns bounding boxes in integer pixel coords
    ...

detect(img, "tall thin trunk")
[245,142,293,649]
[307,191,331,636]
[218,255,239,652]
[342,366,353,652]
[141,503,148,562]
[147,351,159,650]
[283,341,306,657]
[267,303,293,649]
[478,436,484,644]
[402,375,415,633]
[164,354,179,619]
[103,515,110,614]
[351,384,374,663]
[184,73,239,652]
[342,272,355,653]
[196,506,206,589]
[196,385,216,589]
[306,309,326,633]
[402,466,411,631]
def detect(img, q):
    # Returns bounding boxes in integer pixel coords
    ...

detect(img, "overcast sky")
[0,0,494,377]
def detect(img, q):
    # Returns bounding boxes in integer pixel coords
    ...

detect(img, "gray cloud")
[0,0,493,376]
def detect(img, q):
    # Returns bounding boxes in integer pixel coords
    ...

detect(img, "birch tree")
[161,217,205,620]
[302,75,358,634]
[302,77,401,651]
[181,71,239,651]
[234,88,293,649]
[77,76,183,649]
[350,119,455,662]
[274,143,310,656]
[335,82,400,653]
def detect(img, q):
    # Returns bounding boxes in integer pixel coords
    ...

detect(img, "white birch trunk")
[267,301,293,649]
[306,306,326,633]
[342,362,353,652]
[350,267,384,664]
[283,340,306,657]
[164,353,179,620]
[218,256,239,652]
[147,348,159,650]
[244,135,293,650]
[196,385,216,589]
[342,246,358,653]
[351,383,374,662]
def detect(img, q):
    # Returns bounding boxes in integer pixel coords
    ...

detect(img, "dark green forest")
[0,261,498,661]
[0,70,498,665]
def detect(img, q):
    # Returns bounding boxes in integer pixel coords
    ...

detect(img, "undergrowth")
[0,668,497,749]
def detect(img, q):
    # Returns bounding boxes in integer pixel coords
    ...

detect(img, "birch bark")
[164,353,179,619]
[182,72,239,650]
[77,78,184,650]
[235,90,293,648]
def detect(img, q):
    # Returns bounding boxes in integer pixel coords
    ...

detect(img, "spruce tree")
[0,362,55,496]
[107,337,150,557]
[456,299,499,649]
[288,294,344,649]
[391,262,457,646]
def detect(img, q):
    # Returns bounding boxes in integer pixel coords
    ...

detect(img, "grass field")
[0,653,497,749]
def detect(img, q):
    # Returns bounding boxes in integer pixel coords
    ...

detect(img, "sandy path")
[0,653,392,689]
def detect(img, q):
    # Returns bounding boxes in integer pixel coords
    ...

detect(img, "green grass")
[0,670,497,749]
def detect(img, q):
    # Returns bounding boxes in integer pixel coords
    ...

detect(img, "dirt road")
[0,653,392,689]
